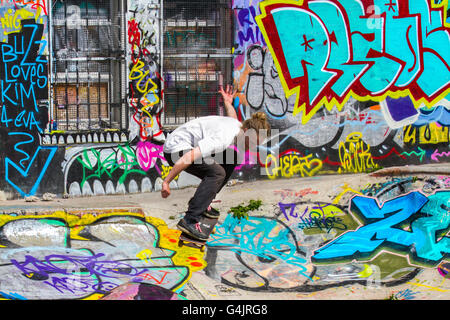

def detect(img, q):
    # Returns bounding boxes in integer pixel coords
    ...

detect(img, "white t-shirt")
[163,116,242,157]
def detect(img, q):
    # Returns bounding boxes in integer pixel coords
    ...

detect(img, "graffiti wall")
[127,0,164,142]
[0,0,449,200]
[0,0,200,200]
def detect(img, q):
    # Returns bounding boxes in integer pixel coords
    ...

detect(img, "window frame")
[47,0,129,142]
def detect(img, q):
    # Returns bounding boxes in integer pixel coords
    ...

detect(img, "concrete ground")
[0,163,449,300]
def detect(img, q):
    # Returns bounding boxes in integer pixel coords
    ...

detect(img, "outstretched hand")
[161,181,171,198]
[219,85,236,106]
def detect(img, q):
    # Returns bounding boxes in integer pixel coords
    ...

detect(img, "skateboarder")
[161,85,271,241]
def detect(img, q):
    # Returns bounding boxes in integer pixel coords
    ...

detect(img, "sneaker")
[177,218,209,241]
[203,206,220,219]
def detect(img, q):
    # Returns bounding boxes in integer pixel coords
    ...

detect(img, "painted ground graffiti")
[0,179,447,298]
[0,0,447,200]
[127,0,164,141]
[203,177,449,293]
[0,211,205,299]
[231,0,449,187]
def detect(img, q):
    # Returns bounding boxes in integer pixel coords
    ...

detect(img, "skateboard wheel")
[200,246,205,252]
[178,240,183,247]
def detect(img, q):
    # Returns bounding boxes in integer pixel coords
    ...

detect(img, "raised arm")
[219,85,238,120]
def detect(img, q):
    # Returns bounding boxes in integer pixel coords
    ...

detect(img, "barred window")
[50,0,128,133]
[162,0,234,127]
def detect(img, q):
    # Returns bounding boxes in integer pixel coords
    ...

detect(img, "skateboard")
[177,216,218,252]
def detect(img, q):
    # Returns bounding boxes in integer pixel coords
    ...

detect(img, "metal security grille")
[50,0,128,132]
[162,0,233,126]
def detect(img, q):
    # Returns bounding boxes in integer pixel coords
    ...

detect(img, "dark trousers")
[164,149,237,223]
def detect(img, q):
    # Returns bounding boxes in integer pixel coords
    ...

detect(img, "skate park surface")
[0,164,449,301]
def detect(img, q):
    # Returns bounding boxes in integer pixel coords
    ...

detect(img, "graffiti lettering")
[297,215,347,234]
[273,188,318,200]
[0,7,35,34]
[236,6,266,50]
[265,153,322,179]
[1,107,42,131]
[0,18,52,197]
[127,8,163,140]
[404,123,449,145]
[0,21,47,125]
[338,133,379,173]
[76,145,147,189]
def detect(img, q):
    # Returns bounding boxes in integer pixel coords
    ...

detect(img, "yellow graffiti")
[338,132,379,174]
[419,123,449,144]
[129,60,160,110]
[129,59,162,139]
[265,153,323,180]
[0,8,35,35]
[403,125,417,144]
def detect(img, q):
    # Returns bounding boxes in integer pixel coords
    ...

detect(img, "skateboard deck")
[177,216,218,252]
[178,233,208,252]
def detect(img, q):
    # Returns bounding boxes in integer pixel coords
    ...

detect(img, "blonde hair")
[242,112,271,136]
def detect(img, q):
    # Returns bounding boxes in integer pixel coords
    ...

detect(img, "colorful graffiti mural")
[127,0,164,141]
[231,0,449,185]
[0,210,205,299]
[313,190,450,267]
[255,0,450,124]
[203,176,449,295]
[0,1,56,198]
[62,141,198,197]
